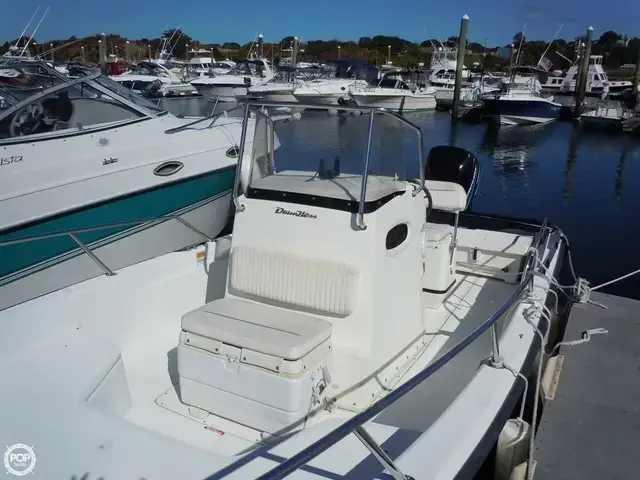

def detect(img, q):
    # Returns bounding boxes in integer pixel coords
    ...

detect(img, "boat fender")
[495,418,531,480]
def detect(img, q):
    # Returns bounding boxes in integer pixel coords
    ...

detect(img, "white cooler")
[178,297,333,434]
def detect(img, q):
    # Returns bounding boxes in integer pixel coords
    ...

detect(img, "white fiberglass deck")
[0,225,558,479]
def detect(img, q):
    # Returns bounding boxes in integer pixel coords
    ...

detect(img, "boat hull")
[0,168,235,311]
[351,93,436,111]
[292,92,350,107]
[483,98,562,125]
[191,84,248,102]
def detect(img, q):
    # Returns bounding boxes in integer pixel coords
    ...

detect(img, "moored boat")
[0,100,571,480]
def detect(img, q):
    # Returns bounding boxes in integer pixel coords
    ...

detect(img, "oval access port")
[153,161,184,177]
[386,223,409,250]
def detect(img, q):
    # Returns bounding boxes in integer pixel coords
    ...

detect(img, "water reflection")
[563,126,581,202]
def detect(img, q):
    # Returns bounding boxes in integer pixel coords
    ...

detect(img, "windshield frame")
[0,61,166,123]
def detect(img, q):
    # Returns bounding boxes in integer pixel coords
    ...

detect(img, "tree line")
[2,29,638,73]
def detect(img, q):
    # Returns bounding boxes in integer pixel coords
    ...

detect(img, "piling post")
[452,14,469,122]
[574,26,593,118]
[257,33,264,58]
[99,33,107,74]
[632,48,640,109]
[292,37,299,66]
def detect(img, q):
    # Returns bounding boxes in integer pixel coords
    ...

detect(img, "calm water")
[162,97,640,300]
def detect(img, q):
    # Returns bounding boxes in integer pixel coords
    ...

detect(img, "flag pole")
[537,23,564,68]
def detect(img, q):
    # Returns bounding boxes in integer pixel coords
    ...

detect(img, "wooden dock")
[534,292,640,479]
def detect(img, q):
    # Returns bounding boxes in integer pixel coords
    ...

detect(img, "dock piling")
[632,49,640,109]
[574,26,593,118]
[452,14,469,122]
[98,33,107,74]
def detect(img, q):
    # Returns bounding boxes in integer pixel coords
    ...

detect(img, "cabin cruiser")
[293,59,378,106]
[0,99,569,480]
[110,60,198,97]
[541,55,632,95]
[0,60,261,311]
[426,47,468,90]
[350,71,437,111]
[483,69,561,125]
[190,58,274,102]
[246,66,302,102]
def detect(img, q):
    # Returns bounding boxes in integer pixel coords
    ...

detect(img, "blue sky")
[2,1,638,46]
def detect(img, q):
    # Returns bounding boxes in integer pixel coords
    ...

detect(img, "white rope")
[591,266,640,291]
[551,328,608,355]
[522,300,552,480]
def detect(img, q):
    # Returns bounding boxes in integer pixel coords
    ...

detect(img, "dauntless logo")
[274,207,317,219]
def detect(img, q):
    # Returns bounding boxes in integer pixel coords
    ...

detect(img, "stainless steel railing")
[254,221,557,480]
[232,100,426,230]
[0,213,212,280]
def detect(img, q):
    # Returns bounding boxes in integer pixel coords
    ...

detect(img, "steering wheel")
[9,101,46,137]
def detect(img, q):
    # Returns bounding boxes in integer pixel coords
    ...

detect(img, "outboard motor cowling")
[425,145,480,210]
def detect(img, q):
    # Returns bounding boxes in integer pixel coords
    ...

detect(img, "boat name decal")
[0,156,23,167]
[274,207,317,219]
[103,157,118,165]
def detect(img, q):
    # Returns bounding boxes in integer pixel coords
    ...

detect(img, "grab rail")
[0,213,212,280]
[256,221,556,480]
[232,100,426,230]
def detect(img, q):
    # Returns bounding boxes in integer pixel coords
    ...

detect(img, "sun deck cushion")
[426,180,467,212]
[181,297,332,360]
[228,246,358,317]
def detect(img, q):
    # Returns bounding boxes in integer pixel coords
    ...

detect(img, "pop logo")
[4,444,36,476]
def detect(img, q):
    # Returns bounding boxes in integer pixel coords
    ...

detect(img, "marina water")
[163,97,640,300]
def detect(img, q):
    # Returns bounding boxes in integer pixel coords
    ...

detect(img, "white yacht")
[190,58,274,102]
[0,99,568,480]
[426,47,469,90]
[293,59,378,106]
[110,60,198,97]
[350,72,437,111]
[0,60,260,311]
[541,55,632,95]
[246,66,302,102]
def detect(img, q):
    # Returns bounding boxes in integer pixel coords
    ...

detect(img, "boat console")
[177,106,482,435]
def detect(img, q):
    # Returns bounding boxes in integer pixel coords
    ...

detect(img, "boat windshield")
[129,62,172,78]
[229,61,267,77]
[90,75,166,113]
[245,109,414,208]
[319,61,378,83]
[0,63,68,107]
[0,62,165,116]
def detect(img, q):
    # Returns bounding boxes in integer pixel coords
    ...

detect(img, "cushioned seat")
[425,180,467,212]
[181,297,332,360]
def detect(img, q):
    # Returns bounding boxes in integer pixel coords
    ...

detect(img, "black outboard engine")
[425,145,480,210]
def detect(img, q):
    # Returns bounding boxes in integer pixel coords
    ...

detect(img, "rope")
[551,328,609,355]
[522,299,552,480]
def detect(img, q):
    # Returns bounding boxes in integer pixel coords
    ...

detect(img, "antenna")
[514,21,527,65]
[20,6,50,58]
[14,6,40,49]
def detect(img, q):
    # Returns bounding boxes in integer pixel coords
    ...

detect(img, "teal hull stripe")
[0,168,235,278]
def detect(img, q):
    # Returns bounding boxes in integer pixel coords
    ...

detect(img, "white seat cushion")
[181,297,332,360]
[426,180,467,212]
[229,246,358,317]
